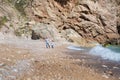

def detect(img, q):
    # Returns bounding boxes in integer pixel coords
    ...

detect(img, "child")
[50,40,54,48]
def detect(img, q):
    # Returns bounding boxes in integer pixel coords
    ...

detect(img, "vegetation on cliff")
[0,16,8,28]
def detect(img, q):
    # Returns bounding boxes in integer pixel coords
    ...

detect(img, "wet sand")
[66,49,120,80]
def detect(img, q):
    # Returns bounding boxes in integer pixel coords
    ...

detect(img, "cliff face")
[0,0,29,39]
[0,0,120,44]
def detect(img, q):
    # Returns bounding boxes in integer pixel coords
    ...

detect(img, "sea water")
[89,45,120,61]
[67,45,120,61]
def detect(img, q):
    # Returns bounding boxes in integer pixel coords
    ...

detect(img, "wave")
[89,45,120,61]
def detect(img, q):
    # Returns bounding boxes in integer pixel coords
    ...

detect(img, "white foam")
[67,46,84,51]
[89,45,120,61]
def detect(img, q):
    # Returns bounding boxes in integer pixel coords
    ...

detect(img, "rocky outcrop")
[26,0,120,44]
[31,23,63,41]
[0,0,120,44]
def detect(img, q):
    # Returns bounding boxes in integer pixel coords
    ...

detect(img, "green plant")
[0,16,8,28]
[14,26,32,37]
[10,23,13,28]
[14,0,27,16]
[14,0,34,16]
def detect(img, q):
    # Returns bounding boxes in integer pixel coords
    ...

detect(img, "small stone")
[119,77,120,79]
[106,71,113,76]
[0,77,2,80]
[17,51,21,54]
[7,58,11,61]
[13,69,18,72]
[102,65,107,68]
[76,59,81,62]
[8,76,16,79]
[113,66,119,69]
[0,63,5,67]
[102,75,109,78]
[6,48,9,51]
[27,78,32,80]
[11,55,15,57]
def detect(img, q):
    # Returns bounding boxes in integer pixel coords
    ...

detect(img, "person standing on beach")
[50,40,54,48]
[45,37,50,48]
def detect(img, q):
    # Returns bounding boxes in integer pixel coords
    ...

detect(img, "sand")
[0,38,119,80]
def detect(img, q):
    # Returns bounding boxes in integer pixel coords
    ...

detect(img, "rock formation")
[0,0,120,45]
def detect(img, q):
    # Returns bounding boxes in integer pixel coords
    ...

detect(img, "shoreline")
[0,39,120,80]
[66,49,120,79]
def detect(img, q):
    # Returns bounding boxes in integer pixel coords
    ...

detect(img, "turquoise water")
[107,45,120,53]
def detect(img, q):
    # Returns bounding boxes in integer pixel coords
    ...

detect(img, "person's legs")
[52,45,53,48]
[46,43,49,48]
[48,43,50,48]
[46,43,48,48]
[51,44,54,48]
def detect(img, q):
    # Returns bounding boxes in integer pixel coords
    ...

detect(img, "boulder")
[31,23,62,41]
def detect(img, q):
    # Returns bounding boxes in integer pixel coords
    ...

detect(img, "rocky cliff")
[0,0,120,45]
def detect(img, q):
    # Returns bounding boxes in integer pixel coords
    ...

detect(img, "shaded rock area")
[104,38,120,45]
[117,18,120,35]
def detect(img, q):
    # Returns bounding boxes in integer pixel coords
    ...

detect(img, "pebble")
[102,75,109,78]
[27,78,32,80]
[6,58,11,61]
[107,71,113,76]
[0,77,2,80]
[113,66,119,69]
[11,55,15,57]
[76,59,81,62]
[8,76,16,79]
[102,65,107,68]
[0,63,5,67]
[13,69,18,72]
[6,48,9,51]
[17,51,21,54]
[30,58,35,61]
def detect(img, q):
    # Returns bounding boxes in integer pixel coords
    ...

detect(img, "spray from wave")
[67,46,84,51]
[89,45,120,61]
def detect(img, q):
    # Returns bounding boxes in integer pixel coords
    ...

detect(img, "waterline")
[89,45,120,61]
[67,46,84,51]
[67,45,120,61]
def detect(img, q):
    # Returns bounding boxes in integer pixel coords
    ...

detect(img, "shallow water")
[67,46,84,51]
[107,45,120,53]
[67,45,120,62]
